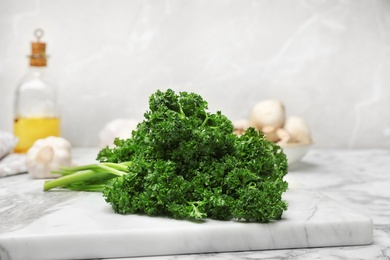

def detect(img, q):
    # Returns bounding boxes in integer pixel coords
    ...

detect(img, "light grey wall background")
[1,0,390,148]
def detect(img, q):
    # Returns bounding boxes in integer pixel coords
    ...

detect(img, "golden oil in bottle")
[13,29,61,153]
[13,117,60,153]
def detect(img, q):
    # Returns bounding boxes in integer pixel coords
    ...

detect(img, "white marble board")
[0,177,373,260]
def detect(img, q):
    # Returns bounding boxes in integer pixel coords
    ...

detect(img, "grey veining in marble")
[289,149,390,226]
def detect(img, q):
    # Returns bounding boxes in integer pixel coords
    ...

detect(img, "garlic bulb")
[26,136,72,179]
[99,119,138,148]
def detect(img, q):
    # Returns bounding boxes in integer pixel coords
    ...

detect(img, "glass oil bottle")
[13,29,60,153]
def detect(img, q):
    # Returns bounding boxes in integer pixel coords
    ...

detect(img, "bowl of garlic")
[233,99,312,166]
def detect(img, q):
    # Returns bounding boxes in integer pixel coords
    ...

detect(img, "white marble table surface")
[1,148,390,259]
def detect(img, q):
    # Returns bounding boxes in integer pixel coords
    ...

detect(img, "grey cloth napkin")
[0,130,27,177]
[0,153,27,177]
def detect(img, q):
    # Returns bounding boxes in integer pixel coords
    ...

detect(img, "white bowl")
[279,143,311,166]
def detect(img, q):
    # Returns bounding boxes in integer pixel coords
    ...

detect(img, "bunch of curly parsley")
[45,89,288,222]
[98,89,288,222]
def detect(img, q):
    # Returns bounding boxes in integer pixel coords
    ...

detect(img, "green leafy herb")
[44,89,288,222]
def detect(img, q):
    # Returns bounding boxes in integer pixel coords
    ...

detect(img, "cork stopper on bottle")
[29,29,47,67]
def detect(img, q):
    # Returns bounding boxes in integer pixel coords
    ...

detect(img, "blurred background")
[1,0,390,148]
